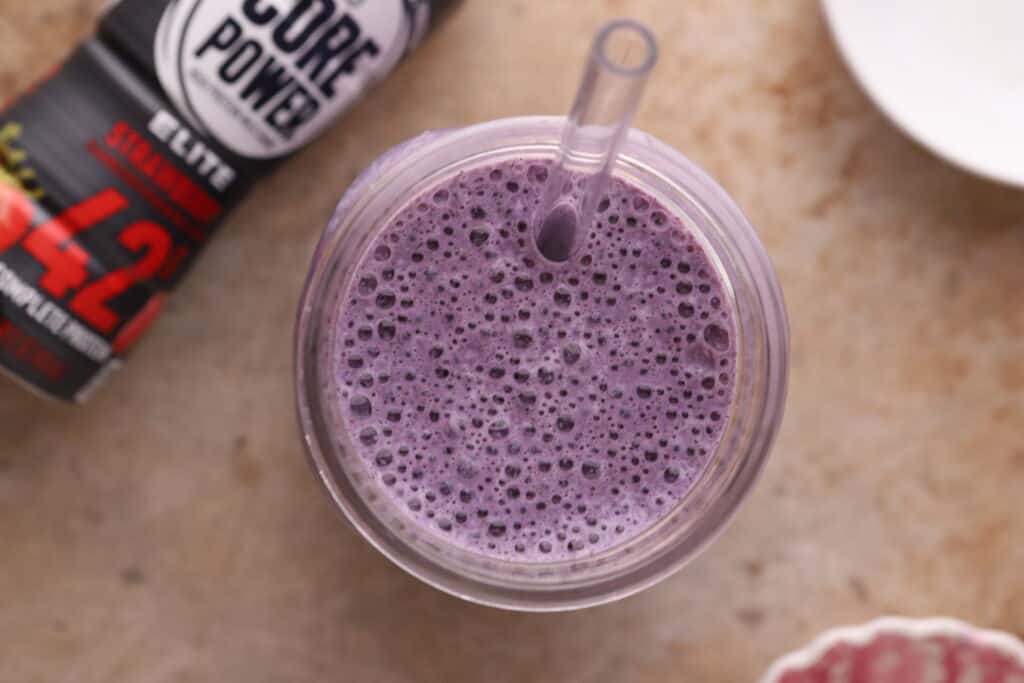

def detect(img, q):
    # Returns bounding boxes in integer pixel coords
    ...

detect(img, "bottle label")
[0,42,247,401]
[154,0,427,159]
[0,0,438,401]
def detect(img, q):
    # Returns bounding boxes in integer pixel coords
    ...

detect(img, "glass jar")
[295,116,789,611]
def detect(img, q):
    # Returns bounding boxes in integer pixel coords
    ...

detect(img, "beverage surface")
[326,158,737,561]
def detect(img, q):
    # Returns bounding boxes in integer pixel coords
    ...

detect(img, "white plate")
[822,0,1024,187]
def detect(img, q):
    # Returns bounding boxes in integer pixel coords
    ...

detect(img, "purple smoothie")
[327,158,736,562]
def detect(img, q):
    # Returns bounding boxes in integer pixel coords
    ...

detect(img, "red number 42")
[0,185,173,335]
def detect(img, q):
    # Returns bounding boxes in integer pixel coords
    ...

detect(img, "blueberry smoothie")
[327,158,737,562]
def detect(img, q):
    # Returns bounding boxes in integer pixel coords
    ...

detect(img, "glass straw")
[535,19,659,262]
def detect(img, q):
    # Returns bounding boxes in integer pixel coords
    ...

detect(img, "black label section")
[0,41,250,401]
[98,0,169,77]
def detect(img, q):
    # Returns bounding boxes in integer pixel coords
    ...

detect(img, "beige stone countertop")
[2,1,1024,681]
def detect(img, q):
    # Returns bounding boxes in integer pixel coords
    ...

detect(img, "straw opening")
[593,19,658,77]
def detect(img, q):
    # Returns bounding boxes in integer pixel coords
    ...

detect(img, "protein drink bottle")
[0,0,461,402]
